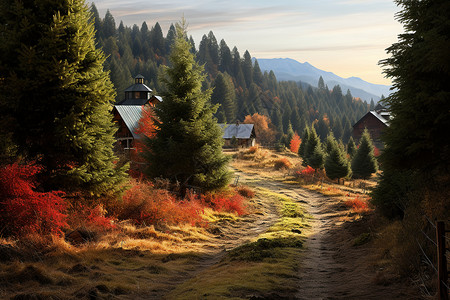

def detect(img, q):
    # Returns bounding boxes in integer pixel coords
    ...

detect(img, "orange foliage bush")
[200,191,247,216]
[247,146,259,154]
[0,162,68,237]
[67,203,116,231]
[119,181,206,227]
[344,196,370,213]
[243,113,276,144]
[274,158,292,170]
[118,181,248,227]
[289,133,301,153]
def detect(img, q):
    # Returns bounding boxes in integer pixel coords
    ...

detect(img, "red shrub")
[200,191,247,216]
[119,181,206,227]
[67,203,116,231]
[301,166,315,175]
[0,163,67,237]
[344,196,370,213]
[373,146,380,157]
[289,133,301,153]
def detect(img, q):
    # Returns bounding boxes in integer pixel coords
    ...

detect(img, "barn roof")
[353,110,390,128]
[151,95,163,103]
[219,123,255,139]
[114,105,142,139]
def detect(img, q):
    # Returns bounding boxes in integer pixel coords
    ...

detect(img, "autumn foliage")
[67,203,116,231]
[0,163,68,237]
[344,195,370,213]
[289,133,301,153]
[243,113,276,144]
[134,106,157,154]
[118,180,247,227]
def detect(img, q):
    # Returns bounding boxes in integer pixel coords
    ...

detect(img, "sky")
[92,0,403,86]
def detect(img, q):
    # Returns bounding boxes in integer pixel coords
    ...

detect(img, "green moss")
[227,238,303,262]
[353,232,371,246]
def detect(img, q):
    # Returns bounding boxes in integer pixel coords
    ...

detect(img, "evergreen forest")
[91,5,371,144]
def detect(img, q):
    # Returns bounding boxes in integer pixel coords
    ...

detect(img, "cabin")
[220,123,256,148]
[113,75,161,152]
[352,105,390,149]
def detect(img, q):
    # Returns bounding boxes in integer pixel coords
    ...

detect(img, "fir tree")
[351,129,378,179]
[298,126,310,163]
[143,20,230,192]
[309,143,325,171]
[374,0,450,219]
[211,72,236,122]
[325,135,351,184]
[318,76,325,90]
[347,136,357,158]
[304,126,321,167]
[0,0,127,193]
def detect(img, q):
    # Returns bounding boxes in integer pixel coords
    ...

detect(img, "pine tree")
[318,76,325,90]
[211,72,236,122]
[0,0,127,193]
[298,126,310,162]
[351,129,378,179]
[309,143,325,171]
[378,0,450,174]
[347,136,357,158]
[325,135,351,184]
[304,126,321,167]
[373,0,450,219]
[285,123,295,148]
[143,20,230,192]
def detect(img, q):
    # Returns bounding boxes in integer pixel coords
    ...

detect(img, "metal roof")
[370,110,390,126]
[353,110,390,128]
[219,124,255,139]
[114,105,143,139]
[151,95,163,103]
[124,83,152,92]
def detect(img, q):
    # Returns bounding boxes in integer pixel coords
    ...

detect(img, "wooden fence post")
[436,221,448,300]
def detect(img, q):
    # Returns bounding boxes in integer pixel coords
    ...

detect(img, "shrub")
[247,146,258,154]
[274,158,292,170]
[200,191,247,216]
[0,162,68,237]
[344,196,370,213]
[67,203,116,232]
[289,133,301,153]
[119,180,206,227]
[236,186,255,198]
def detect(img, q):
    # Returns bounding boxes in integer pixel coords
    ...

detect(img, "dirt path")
[145,178,281,299]
[232,168,416,300]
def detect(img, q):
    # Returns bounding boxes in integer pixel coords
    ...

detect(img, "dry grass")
[166,187,308,299]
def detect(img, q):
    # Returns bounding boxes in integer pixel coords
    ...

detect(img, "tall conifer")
[351,129,378,179]
[0,0,127,193]
[143,20,230,192]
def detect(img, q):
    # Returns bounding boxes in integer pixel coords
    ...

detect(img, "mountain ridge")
[255,58,392,102]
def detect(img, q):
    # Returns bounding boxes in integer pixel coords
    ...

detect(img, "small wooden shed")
[220,123,256,148]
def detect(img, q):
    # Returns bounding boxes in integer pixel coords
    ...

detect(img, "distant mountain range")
[256,58,392,103]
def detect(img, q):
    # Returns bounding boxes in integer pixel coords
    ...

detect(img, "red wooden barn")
[352,105,390,149]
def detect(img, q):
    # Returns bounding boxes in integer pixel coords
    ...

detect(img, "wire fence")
[416,219,449,300]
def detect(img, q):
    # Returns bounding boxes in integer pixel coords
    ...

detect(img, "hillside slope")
[256,58,392,102]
